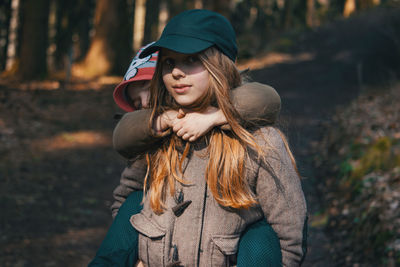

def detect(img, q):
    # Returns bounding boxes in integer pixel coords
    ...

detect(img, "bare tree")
[143,0,160,45]
[73,0,131,78]
[4,0,20,73]
[343,0,356,17]
[134,0,145,51]
[203,0,233,18]
[306,0,315,27]
[49,0,93,72]
[167,0,190,18]
[18,0,50,80]
[0,0,11,71]
[283,0,293,29]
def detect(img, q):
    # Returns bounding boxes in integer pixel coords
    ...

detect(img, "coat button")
[177,190,184,203]
[172,200,192,217]
[175,189,184,204]
[166,245,181,267]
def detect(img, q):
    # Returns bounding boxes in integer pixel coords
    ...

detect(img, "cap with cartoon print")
[113,42,158,112]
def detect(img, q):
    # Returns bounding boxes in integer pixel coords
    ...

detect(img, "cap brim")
[113,73,153,112]
[139,35,214,58]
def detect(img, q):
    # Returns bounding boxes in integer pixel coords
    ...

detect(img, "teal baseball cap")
[139,9,237,61]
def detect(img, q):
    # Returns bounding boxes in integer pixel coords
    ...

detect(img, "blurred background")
[0,0,399,266]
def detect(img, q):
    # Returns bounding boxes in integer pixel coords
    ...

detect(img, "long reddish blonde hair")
[144,47,283,213]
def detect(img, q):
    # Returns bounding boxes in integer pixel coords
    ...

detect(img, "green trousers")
[89,191,282,267]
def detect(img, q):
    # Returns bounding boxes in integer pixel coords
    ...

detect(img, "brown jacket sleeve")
[113,109,169,159]
[229,82,281,128]
[113,82,281,159]
[111,156,148,218]
[255,127,307,266]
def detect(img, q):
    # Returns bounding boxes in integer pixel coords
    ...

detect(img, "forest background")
[0,0,389,80]
[0,0,400,266]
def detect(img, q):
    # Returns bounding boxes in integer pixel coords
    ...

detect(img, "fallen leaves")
[314,83,400,265]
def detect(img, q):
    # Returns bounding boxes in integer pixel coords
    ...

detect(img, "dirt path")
[250,57,360,266]
[249,49,360,266]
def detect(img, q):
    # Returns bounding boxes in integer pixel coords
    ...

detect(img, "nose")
[171,64,185,79]
[139,91,149,109]
[140,95,148,108]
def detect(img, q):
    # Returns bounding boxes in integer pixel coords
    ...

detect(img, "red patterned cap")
[113,42,158,112]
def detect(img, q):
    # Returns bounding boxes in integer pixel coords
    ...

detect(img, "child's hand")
[153,110,179,133]
[172,107,227,142]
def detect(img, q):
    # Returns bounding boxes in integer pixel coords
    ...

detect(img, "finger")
[177,109,186,119]
[182,133,191,140]
[177,128,186,137]
[188,136,196,142]
[181,107,190,114]
[172,122,183,132]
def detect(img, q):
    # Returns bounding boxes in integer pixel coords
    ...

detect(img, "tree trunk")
[193,0,202,9]
[0,0,11,71]
[46,0,94,73]
[143,0,160,45]
[343,0,356,17]
[203,0,232,18]
[306,0,315,27]
[127,0,136,53]
[158,0,168,36]
[167,0,188,19]
[283,0,293,29]
[134,0,146,51]
[74,0,94,62]
[18,0,49,80]
[4,0,20,73]
[73,0,131,78]
[53,0,74,71]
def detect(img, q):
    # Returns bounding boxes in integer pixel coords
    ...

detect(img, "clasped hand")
[158,106,226,142]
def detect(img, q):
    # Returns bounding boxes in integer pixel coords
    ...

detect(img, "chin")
[174,98,195,107]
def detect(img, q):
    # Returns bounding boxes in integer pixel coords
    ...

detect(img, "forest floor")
[1,6,399,267]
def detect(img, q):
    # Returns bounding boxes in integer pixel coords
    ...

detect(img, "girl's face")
[161,49,210,107]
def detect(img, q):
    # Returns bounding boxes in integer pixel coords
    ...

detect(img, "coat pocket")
[211,234,240,267]
[130,213,166,267]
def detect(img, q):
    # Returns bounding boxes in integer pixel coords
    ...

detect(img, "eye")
[186,55,199,64]
[163,58,175,68]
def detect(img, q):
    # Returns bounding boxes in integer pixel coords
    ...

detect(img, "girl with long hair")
[109,42,282,218]
[90,9,307,267]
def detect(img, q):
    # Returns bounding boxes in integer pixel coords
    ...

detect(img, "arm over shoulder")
[113,109,166,159]
[230,82,281,127]
[113,82,281,159]
[255,127,307,266]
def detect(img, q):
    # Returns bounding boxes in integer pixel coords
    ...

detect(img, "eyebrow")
[162,49,192,59]
[161,49,174,56]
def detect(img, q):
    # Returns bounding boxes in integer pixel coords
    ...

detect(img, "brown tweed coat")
[130,127,307,267]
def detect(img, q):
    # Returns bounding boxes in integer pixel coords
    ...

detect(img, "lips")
[172,84,191,94]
